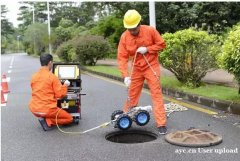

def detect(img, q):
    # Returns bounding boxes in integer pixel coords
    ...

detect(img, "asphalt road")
[1,53,240,161]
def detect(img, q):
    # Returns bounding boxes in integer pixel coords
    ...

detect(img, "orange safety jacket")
[117,25,166,78]
[29,67,67,114]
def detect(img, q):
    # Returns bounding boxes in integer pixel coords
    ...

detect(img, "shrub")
[56,35,111,65]
[55,27,72,43]
[90,15,124,59]
[55,42,74,62]
[90,15,124,45]
[160,28,220,87]
[53,19,92,52]
[54,19,75,48]
[59,18,74,28]
[219,23,240,94]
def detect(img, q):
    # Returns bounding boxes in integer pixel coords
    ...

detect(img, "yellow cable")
[55,108,111,134]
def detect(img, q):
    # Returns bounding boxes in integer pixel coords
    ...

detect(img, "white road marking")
[10,56,14,66]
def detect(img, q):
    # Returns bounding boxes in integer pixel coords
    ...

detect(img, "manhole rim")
[165,129,223,147]
[105,130,158,144]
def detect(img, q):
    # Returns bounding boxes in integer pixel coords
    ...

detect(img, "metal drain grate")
[165,128,223,147]
[106,130,157,144]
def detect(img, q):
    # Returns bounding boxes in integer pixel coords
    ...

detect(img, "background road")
[1,53,240,161]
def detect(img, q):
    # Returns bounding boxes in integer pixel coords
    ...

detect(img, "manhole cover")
[165,128,222,147]
[106,130,157,144]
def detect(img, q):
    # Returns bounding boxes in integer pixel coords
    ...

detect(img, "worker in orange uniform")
[29,54,73,131]
[117,10,167,134]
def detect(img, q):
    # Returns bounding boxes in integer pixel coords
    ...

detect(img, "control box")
[52,63,82,123]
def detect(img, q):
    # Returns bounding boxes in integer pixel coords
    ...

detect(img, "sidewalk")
[97,59,238,88]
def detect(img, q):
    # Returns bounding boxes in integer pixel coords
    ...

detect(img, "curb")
[81,67,240,115]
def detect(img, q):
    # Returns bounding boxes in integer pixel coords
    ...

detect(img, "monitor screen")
[58,66,75,79]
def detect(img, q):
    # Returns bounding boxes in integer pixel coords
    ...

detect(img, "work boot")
[38,118,51,131]
[158,126,167,135]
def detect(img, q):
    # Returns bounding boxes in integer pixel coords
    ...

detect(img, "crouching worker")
[29,53,73,131]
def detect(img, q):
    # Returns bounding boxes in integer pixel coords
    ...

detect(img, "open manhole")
[106,130,158,144]
[165,128,223,147]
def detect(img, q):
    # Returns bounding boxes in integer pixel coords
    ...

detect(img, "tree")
[23,23,49,55]
[18,2,47,31]
[157,2,240,34]
[53,18,90,50]
[160,28,220,87]
[219,24,240,94]
[1,5,14,54]
[49,2,96,27]
[54,19,74,47]
[97,2,149,23]
[90,14,124,58]
[97,2,240,34]
[194,2,240,34]
[91,15,124,45]
[1,5,14,37]
[155,2,200,33]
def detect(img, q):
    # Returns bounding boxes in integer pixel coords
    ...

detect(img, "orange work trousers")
[123,63,166,127]
[33,107,73,127]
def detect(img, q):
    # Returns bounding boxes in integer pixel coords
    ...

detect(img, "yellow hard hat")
[123,10,141,29]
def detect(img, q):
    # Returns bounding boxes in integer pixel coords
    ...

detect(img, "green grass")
[85,65,240,103]
[179,85,240,102]
[86,65,121,77]
[160,76,183,89]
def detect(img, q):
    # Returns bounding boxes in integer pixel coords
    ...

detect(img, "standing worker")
[117,9,167,134]
[29,53,73,131]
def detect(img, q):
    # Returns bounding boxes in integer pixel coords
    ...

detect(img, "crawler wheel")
[111,110,123,121]
[134,110,150,126]
[116,114,132,130]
